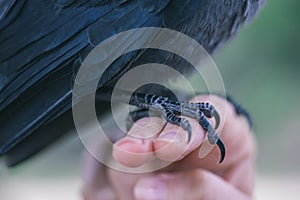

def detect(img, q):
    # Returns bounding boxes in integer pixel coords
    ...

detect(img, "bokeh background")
[1,0,300,199]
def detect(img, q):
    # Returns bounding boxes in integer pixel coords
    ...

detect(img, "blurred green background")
[1,0,300,199]
[215,0,300,173]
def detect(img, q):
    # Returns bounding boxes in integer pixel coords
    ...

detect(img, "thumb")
[133,169,250,200]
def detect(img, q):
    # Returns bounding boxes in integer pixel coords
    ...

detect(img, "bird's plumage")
[0,0,263,166]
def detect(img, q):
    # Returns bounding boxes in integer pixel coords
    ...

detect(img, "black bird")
[0,0,263,166]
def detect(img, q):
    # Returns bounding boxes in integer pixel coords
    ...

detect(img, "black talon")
[183,120,192,143]
[216,138,225,163]
[213,109,220,130]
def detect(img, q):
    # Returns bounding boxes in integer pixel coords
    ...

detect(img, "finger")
[112,117,165,167]
[108,167,152,200]
[153,116,205,162]
[134,169,251,200]
[159,95,256,193]
[82,151,115,200]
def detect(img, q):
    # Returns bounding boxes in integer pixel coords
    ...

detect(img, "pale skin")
[82,95,256,200]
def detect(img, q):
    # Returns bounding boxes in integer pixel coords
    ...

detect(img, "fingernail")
[115,139,141,147]
[134,177,167,200]
[157,132,181,142]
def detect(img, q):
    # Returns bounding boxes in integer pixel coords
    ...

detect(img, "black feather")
[0,0,264,166]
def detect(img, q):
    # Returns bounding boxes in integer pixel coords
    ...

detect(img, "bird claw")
[129,94,225,163]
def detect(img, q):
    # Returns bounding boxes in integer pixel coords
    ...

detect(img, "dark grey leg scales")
[127,109,165,131]
[128,93,225,163]
[179,102,221,129]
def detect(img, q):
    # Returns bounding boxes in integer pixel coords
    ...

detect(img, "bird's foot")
[128,94,225,163]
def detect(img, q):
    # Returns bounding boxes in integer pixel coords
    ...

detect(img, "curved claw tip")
[187,129,192,143]
[216,139,225,163]
[184,122,192,143]
[213,110,221,130]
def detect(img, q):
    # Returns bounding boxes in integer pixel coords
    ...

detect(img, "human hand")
[82,95,256,200]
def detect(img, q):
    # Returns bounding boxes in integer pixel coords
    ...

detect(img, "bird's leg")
[129,93,225,163]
